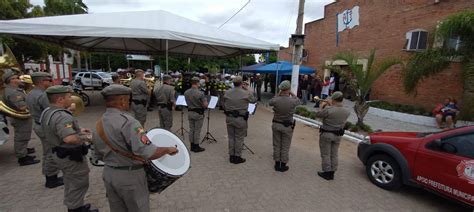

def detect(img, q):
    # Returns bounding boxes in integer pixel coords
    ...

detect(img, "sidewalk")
[258,91,440,132]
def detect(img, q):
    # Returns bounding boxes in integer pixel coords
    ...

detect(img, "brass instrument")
[0,45,31,119]
[70,95,85,117]
[313,96,332,107]
[119,73,155,90]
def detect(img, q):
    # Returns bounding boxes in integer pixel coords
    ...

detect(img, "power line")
[218,0,251,29]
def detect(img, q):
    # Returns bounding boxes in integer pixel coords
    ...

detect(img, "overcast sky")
[29,0,334,47]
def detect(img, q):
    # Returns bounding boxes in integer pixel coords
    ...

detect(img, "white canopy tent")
[0,10,279,57]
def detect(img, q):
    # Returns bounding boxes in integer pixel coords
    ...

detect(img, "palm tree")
[403,10,474,120]
[325,49,402,128]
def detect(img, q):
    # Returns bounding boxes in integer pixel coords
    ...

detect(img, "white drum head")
[147,128,190,176]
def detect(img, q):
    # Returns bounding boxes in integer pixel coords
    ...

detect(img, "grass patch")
[368,101,432,117]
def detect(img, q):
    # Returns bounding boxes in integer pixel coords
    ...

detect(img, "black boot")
[279,162,289,172]
[45,175,64,188]
[27,148,35,154]
[191,144,205,153]
[18,156,40,166]
[274,161,281,171]
[68,204,98,212]
[233,156,246,164]
[229,155,235,163]
[328,171,335,180]
[317,171,332,180]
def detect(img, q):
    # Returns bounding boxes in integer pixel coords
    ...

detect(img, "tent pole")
[166,39,169,73]
[188,57,191,72]
[275,63,279,96]
[239,53,242,75]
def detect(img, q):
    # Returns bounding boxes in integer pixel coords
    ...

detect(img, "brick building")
[278,0,473,110]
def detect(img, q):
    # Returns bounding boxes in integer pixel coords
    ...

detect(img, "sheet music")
[248,103,257,115]
[208,96,219,109]
[176,95,187,106]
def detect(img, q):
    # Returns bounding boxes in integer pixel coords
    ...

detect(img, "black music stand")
[242,102,257,154]
[201,108,217,144]
[243,143,254,154]
[201,96,218,144]
[174,95,188,138]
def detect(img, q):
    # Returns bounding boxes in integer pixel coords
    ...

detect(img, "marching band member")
[93,84,178,212]
[130,69,150,126]
[154,75,176,131]
[26,72,64,188]
[222,76,257,164]
[2,69,38,166]
[314,91,350,180]
[269,80,301,172]
[184,77,208,152]
[40,85,97,212]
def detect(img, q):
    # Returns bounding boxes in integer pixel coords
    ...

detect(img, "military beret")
[162,75,172,81]
[30,72,52,78]
[191,77,200,83]
[232,76,242,84]
[330,91,344,100]
[134,69,144,74]
[100,84,131,97]
[278,80,291,91]
[2,69,17,82]
[45,85,73,94]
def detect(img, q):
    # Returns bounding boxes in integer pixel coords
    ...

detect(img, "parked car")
[357,126,474,208]
[75,72,113,89]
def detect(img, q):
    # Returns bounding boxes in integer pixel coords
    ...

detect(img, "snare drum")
[145,128,190,193]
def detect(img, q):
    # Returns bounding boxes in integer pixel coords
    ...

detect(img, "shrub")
[368,101,432,117]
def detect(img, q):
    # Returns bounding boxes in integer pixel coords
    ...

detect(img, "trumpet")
[313,96,330,103]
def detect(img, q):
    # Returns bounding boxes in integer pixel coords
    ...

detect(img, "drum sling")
[96,118,164,193]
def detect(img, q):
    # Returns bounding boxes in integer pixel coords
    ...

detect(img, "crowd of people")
[1,67,352,212]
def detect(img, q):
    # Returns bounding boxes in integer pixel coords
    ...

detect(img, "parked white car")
[75,72,112,89]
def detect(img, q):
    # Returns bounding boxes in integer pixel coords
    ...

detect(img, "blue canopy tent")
[251,61,316,93]
[241,62,266,72]
[255,61,315,75]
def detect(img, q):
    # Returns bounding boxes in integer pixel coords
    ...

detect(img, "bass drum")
[145,128,190,193]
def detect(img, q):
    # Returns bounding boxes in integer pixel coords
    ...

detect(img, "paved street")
[0,91,468,211]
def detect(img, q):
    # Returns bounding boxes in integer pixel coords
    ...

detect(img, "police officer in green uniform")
[2,70,39,166]
[154,75,175,131]
[315,91,350,180]
[222,76,257,164]
[269,80,301,172]
[40,85,97,212]
[130,69,150,126]
[93,84,178,212]
[25,72,63,188]
[184,77,208,153]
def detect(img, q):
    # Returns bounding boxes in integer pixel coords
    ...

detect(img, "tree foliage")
[403,10,474,120]
[326,49,402,127]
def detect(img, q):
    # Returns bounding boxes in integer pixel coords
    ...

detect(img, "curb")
[293,114,365,143]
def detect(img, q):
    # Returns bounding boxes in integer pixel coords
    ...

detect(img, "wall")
[290,0,473,109]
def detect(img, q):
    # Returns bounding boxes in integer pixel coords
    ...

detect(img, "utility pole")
[290,0,305,95]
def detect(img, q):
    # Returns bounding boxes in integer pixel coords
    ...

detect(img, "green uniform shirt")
[184,87,207,110]
[26,87,50,123]
[269,95,301,122]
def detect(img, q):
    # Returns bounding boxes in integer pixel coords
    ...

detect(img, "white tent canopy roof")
[0,10,279,57]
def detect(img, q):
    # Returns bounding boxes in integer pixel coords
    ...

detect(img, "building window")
[444,35,462,51]
[404,29,428,51]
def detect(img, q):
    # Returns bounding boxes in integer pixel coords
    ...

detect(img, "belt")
[189,108,205,115]
[272,119,295,128]
[106,164,144,170]
[34,121,41,125]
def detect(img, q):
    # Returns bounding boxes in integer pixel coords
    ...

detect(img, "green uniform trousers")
[226,116,247,157]
[103,166,150,212]
[10,117,32,158]
[33,123,59,176]
[319,132,342,172]
[188,111,204,145]
[158,107,173,131]
[272,122,294,163]
[54,155,90,209]
[131,102,147,126]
